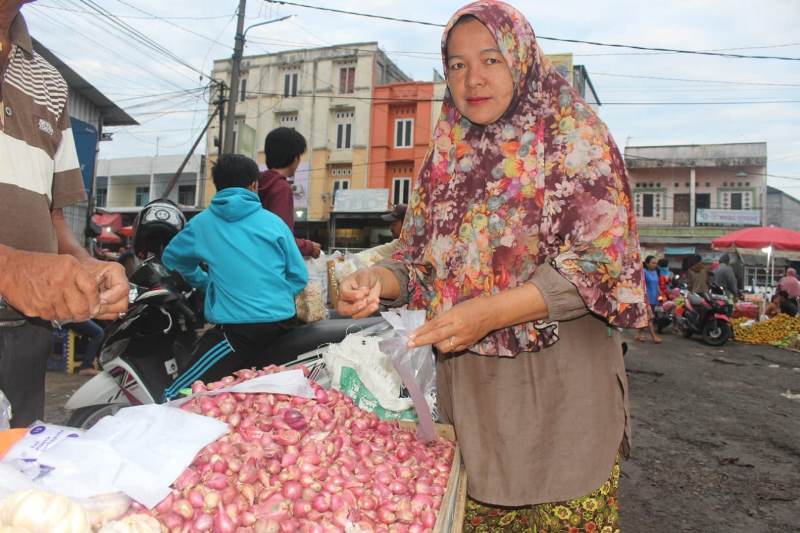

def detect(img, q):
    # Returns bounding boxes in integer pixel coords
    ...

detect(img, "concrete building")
[767,186,800,230]
[34,40,137,241]
[624,142,768,262]
[206,43,410,241]
[368,80,447,204]
[95,154,205,220]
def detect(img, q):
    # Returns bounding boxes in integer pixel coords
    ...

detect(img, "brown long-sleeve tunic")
[380,260,630,506]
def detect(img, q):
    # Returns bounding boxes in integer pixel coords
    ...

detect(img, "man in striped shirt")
[0,1,128,427]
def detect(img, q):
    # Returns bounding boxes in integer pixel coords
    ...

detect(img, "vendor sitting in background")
[366,204,407,262]
[765,290,798,318]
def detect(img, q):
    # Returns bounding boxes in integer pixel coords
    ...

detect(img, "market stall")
[0,318,466,533]
[712,226,800,293]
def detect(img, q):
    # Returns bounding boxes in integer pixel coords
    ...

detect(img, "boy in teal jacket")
[162,154,307,398]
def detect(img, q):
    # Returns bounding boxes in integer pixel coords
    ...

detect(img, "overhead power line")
[589,72,800,88]
[263,0,800,61]
[112,0,230,47]
[239,89,800,106]
[34,2,236,20]
[75,0,214,81]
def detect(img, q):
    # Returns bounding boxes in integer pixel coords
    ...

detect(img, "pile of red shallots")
[129,366,455,533]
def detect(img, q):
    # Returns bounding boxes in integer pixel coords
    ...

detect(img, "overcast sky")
[23,0,800,200]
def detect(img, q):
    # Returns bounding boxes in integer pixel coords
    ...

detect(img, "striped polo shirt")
[0,13,85,254]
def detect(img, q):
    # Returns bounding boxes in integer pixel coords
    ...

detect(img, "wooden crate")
[398,422,466,533]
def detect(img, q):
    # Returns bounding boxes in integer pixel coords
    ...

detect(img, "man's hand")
[409,296,497,353]
[80,258,129,320]
[337,269,382,319]
[0,249,100,321]
[310,242,322,258]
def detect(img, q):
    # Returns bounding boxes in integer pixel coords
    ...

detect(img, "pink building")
[624,142,767,263]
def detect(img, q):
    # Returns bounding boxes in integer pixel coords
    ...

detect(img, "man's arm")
[0,242,98,321]
[261,182,320,258]
[51,209,128,320]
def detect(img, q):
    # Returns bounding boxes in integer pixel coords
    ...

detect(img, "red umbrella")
[712,226,800,259]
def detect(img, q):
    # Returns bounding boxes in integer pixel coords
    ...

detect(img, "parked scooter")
[672,283,733,346]
[652,294,674,334]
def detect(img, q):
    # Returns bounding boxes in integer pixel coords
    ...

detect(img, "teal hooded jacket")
[162,187,308,324]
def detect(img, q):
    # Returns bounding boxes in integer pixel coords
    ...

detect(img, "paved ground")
[43,331,800,532]
[618,330,799,532]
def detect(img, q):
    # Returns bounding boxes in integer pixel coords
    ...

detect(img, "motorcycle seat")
[269,317,388,359]
[688,293,705,307]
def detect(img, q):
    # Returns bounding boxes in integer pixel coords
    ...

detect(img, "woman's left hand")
[409,296,497,353]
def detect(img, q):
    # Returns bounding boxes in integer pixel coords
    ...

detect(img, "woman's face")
[446,18,514,126]
[646,258,657,270]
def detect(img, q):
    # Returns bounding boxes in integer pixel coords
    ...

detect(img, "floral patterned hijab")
[394,0,648,357]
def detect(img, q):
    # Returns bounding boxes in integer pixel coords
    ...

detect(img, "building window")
[731,192,743,210]
[135,186,150,207]
[95,187,107,208]
[278,113,298,127]
[333,179,350,198]
[392,177,411,205]
[283,71,298,97]
[337,123,352,149]
[395,118,413,148]
[331,166,351,204]
[339,66,355,94]
[239,78,247,102]
[335,111,354,149]
[178,184,196,206]
[642,193,654,218]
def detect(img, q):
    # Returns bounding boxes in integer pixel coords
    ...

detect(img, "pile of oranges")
[733,314,800,347]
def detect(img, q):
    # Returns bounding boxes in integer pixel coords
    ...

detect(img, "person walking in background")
[67,320,104,376]
[687,254,710,294]
[778,267,800,298]
[258,127,322,258]
[713,253,738,298]
[657,257,672,298]
[636,255,663,344]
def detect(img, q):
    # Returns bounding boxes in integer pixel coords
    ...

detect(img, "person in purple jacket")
[258,127,321,258]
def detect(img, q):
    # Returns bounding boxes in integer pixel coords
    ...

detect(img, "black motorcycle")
[672,284,734,346]
[65,259,386,428]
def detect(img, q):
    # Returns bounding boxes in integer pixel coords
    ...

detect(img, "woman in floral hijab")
[338,1,648,530]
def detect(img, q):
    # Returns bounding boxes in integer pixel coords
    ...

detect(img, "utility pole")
[223,9,294,155]
[216,82,226,158]
[222,0,247,155]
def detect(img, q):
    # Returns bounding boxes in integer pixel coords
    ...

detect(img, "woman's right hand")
[337,268,383,319]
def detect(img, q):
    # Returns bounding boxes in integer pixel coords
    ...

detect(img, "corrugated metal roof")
[33,39,137,127]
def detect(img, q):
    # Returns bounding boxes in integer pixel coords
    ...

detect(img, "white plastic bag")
[296,253,330,321]
[0,423,84,480]
[0,390,10,431]
[324,333,414,416]
[378,310,437,442]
